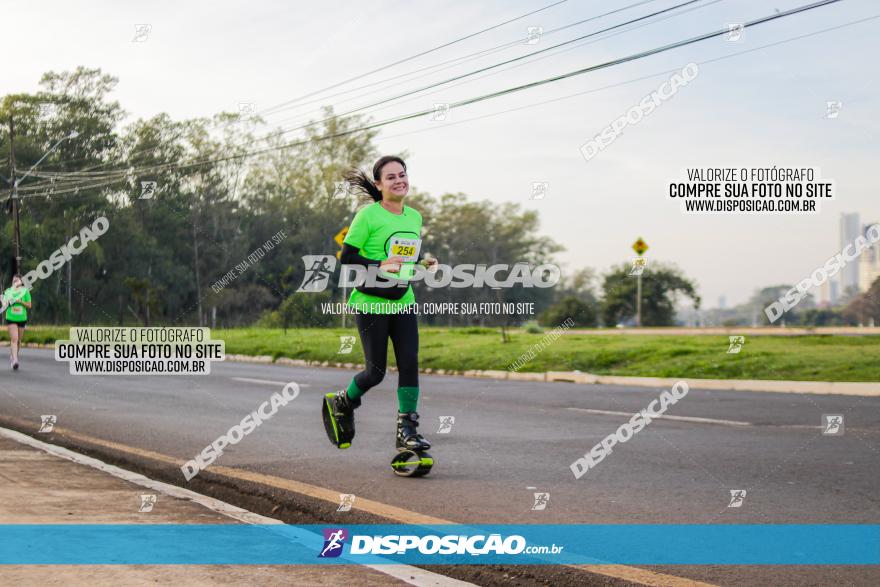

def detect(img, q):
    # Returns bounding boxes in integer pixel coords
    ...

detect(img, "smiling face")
[375,161,409,202]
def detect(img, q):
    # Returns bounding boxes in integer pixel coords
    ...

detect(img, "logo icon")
[437,416,455,434]
[238,102,256,121]
[338,336,356,354]
[822,414,844,435]
[332,181,351,199]
[630,257,648,276]
[430,103,451,121]
[337,493,355,512]
[726,23,744,42]
[531,492,550,511]
[824,101,842,119]
[727,335,745,354]
[132,24,152,42]
[140,181,157,200]
[38,103,58,120]
[319,528,348,558]
[138,494,157,512]
[297,255,337,292]
[530,181,549,200]
[39,415,57,433]
[525,26,543,45]
[728,489,746,508]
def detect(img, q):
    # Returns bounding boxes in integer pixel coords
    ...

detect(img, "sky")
[3,0,878,307]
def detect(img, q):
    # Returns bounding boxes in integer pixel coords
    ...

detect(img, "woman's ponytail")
[343,168,383,202]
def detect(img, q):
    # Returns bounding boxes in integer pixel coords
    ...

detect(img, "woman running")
[322,156,437,452]
[3,275,32,370]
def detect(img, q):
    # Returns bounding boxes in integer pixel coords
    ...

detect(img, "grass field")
[8,325,879,382]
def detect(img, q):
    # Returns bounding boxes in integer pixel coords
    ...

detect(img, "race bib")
[10,305,23,315]
[389,237,421,263]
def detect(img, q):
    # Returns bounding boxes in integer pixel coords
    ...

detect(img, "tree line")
[1,67,703,328]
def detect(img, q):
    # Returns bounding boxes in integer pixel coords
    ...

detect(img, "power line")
[253,0,663,123]
[17,0,846,199]
[36,0,662,176]
[270,0,720,134]
[206,0,709,154]
[28,0,702,184]
[17,0,841,196]
[377,13,880,143]
[257,0,571,116]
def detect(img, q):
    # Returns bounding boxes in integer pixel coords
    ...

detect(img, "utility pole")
[631,237,649,328]
[6,115,78,277]
[7,114,21,275]
[636,272,642,327]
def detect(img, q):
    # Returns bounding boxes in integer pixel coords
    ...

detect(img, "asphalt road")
[1,347,877,586]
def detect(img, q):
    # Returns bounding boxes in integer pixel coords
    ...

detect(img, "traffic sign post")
[335,227,349,328]
[334,227,349,259]
[632,238,649,327]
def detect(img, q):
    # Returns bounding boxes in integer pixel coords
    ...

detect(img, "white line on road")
[566,408,752,427]
[232,377,310,387]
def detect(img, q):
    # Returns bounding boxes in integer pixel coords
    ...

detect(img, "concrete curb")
[225,354,880,397]
[10,344,878,397]
[564,326,880,336]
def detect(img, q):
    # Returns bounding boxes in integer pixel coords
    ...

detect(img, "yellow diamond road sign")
[335,227,349,259]
[334,227,348,247]
[632,238,648,256]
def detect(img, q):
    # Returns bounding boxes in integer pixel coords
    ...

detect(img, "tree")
[800,308,851,326]
[746,285,813,326]
[262,292,333,330]
[539,296,597,327]
[844,278,880,325]
[600,263,700,326]
[0,68,567,329]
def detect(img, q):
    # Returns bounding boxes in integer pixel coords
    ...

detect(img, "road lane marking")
[568,565,716,587]
[232,377,311,387]
[567,409,880,433]
[0,417,719,587]
[566,407,752,427]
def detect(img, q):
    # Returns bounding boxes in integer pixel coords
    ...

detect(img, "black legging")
[354,311,419,393]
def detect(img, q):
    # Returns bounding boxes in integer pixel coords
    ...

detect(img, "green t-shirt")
[4,287,31,322]
[343,202,422,314]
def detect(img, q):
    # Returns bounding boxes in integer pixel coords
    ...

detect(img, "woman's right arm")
[341,244,404,272]
[340,244,381,267]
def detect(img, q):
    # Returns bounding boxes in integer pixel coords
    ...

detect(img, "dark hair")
[344,156,406,203]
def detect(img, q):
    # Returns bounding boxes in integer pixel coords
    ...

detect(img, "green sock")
[397,386,419,413]
[346,379,365,401]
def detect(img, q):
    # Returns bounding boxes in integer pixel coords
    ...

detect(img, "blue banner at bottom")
[0,524,877,565]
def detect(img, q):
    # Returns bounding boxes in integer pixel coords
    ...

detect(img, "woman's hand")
[381,255,405,274]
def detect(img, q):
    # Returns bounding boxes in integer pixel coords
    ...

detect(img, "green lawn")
[12,325,879,382]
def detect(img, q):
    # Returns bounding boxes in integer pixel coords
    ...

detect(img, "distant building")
[840,213,860,292]
[818,279,834,307]
[859,221,880,292]
[718,295,726,309]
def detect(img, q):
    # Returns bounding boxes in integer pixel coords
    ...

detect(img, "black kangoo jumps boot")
[396,411,431,452]
[322,390,360,449]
